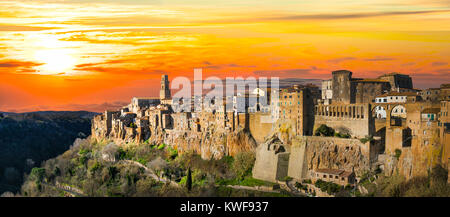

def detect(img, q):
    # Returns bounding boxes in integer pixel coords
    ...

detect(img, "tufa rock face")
[92,112,257,160]
[253,134,372,183]
[161,128,257,159]
[301,137,370,177]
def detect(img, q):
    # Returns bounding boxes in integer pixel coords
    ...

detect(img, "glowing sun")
[32,35,78,75]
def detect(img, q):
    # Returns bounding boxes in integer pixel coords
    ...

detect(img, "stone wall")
[248,112,275,143]
[253,135,374,183]
[295,136,372,179]
[314,103,373,138]
[353,81,390,104]
[332,70,352,104]
[252,137,289,182]
[287,138,308,179]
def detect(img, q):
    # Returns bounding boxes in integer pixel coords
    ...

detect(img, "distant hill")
[0,111,98,194]
[278,78,322,88]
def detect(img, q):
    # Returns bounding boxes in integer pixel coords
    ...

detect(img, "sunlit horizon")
[0,0,449,112]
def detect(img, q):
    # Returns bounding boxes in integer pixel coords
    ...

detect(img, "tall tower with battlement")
[332,70,353,104]
[160,75,171,100]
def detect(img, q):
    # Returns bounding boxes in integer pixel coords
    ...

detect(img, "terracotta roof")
[423,88,441,91]
[381,72,401,76]
[399,88,420,91]
[340,171,354,178]
[441,84,450,89]
[377,92,418,97]
[353,78,389,83]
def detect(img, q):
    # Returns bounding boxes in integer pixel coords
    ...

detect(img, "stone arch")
[372,105,387,119]
[390,104,407,119]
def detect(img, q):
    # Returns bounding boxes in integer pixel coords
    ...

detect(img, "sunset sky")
[0,0,449,112]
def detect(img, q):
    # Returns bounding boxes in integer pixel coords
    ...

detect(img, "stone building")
[324,71,415,104]
[130,97,160,114]
[311,168,356,186]
[160,74,171,100]
[440,100,450,170]
[248,88,272,113]
[321,79,333,105]
[314,103,373,138]
[277,85,315,136]
[373,92,420,119]
[252,136,289,182]
[439,84,450,101]
[329,70,391,104]
[375,92,421,104]
[146,104,172,130]
[378,73,413,91]
[421,88,441,102]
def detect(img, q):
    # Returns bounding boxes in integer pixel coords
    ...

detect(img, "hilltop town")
[90,70,449,196]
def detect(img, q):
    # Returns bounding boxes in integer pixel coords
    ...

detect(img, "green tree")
[232,151,256,180]
[314,124,335,137]
[30,167,46,182]
[186,167,192,192]
[394,149,402,160]
[430,164,448,186]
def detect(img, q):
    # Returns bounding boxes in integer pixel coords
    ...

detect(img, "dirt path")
[42,181,85,197]
[119,160,179,187]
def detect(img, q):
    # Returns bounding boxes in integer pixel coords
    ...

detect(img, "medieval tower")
[160,75,171,100]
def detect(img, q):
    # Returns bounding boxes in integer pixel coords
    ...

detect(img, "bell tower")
[160,75,171,100]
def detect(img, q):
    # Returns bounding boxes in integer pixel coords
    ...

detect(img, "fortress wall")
[252,143,288,182]
[248,112,274,143]
[314,104,372,138]
[253,135,372,182]
[313,116,370,138]
[276,153,290,180]
[385,126,404,155]
[287,138,308,180]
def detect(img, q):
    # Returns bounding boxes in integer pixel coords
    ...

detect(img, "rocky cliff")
[91,113,257,159]
[253,132,374,182]
[299,136,371,177]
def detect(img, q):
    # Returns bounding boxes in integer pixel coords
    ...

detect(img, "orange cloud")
[0,0,449,111]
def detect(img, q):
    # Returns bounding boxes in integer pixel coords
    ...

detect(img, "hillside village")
[91,70,450,196]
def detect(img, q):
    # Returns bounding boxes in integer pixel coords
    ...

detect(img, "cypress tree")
[186,167,192,192]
